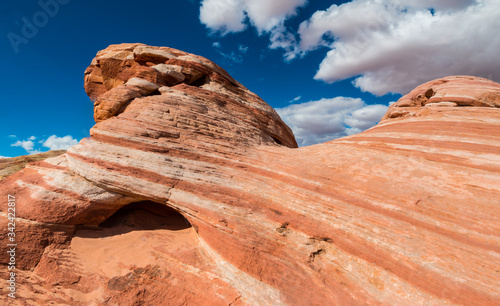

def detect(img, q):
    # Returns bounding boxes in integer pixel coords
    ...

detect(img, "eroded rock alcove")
[97,200,191,232]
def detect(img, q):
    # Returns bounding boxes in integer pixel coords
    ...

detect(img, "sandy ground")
[0,202,220,305]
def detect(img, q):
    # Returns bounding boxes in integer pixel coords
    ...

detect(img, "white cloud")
[8,135,16,138]
[200,0,306,57]
[392,0,477,11]
[213,41,221,48]
[200,0,499,96]
[11,139,35,153]
[200,0,308,34]
[289,96,302,103]
[42,135,79,150]
[242,0,308,33]
[277,97,388,146]
[200,0,247,34]
[344,103,389,130]
[10,135,79,154]
[0,156,11,159]
[296,0,500,95]
[268,24,300,61]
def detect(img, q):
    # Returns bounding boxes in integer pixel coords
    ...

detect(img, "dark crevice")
[308,249,326,263]
[189,75,208,87]
[271,136,283,146]
[136,60,150,66]
[312,237,333,243]
[150,89,162,96]
[425,88,436,99]
[276,222,289,235]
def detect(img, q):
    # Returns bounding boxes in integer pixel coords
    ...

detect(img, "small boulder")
[133,46,177,63]
[125,77,160,94]
[152,64,186,85]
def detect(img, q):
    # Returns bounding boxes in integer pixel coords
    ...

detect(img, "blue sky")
[1,0,499,156]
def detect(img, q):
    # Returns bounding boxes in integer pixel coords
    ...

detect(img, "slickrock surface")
[0,150,66,180]
[1,44,499,305]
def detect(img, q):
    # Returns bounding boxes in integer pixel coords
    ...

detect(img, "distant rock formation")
[1,44,499,305]
[384,75,500,119]
[0,150,66,180]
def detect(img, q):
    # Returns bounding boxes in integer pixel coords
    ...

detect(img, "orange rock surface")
[0,150,66,180]
[1,44,499,305]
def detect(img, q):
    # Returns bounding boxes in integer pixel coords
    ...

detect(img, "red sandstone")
[1,44,499,305]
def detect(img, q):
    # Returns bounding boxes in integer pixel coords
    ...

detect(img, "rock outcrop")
[1,44,499,305]
[384,75,500,119]
[0,150,66,181]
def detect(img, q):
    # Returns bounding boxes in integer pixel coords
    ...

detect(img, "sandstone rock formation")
[1,44,499,305]
[0,150,66,181]
[384,75,500,119]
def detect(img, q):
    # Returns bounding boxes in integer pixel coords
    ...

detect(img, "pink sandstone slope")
[1,44,499,305]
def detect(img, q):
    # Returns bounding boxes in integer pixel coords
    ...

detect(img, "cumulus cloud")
[200,0,306,58]
[10,135,79,154]
[201,0,500,96]
[11,139,35,153]
[200,0,308,34]
[42,135,79,150]
[296,0,500,95]
[268,24,300,60]
[243,0,308,32]
[276,97,388,146]
[200,0,247,34]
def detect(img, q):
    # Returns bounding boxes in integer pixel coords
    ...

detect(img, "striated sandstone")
[1,44,499,305]
[384,75,500,120]
[0,150,66,181]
